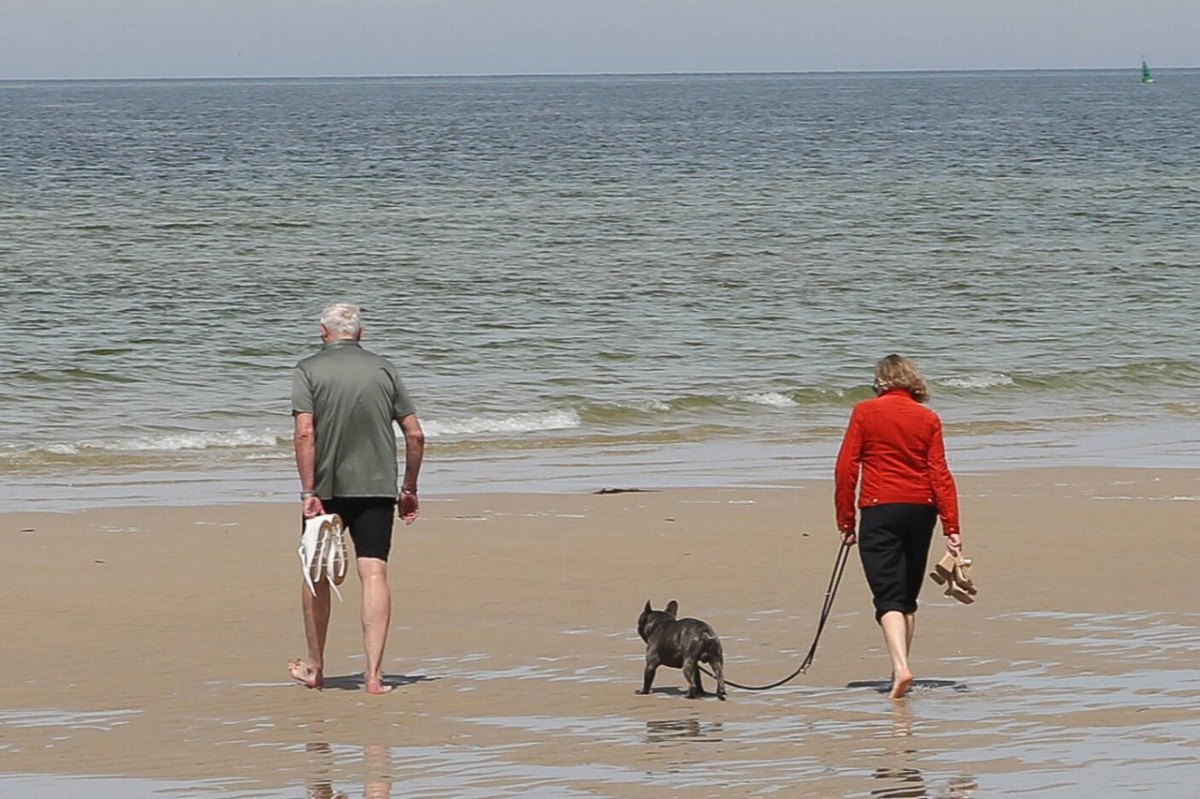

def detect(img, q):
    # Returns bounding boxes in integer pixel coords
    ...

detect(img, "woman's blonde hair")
[874,354,929,403]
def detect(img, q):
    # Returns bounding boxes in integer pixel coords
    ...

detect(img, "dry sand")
[2,468,1198,797]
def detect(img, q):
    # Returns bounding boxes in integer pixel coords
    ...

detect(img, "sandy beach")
[2,467,1198,797]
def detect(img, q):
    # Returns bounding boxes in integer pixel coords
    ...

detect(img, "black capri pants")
[858,503,939,622]
[322,497,397,562]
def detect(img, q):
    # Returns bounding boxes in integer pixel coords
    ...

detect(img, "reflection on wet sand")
[362,745,393,799]
[645,717,724,744]
[303,742,343,799]
[303,742,392,799]
[871,767,926,799]
[889,699,912,739]
[864,688,978,799]
[871,767,979,799]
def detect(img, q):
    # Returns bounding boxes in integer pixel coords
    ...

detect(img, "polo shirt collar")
[323,338,362,351]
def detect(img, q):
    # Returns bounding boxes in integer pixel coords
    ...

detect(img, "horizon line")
[1,64,1193,84]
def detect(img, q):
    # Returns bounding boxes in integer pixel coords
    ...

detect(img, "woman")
[834,354,961,699]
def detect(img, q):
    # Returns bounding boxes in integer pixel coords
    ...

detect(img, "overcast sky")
[2,0,1196,80]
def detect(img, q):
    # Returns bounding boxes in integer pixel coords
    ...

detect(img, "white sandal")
[324,514,348,601]
[298,514,344,599]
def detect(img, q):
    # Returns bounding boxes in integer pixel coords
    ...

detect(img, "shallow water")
[4,417,1199,512]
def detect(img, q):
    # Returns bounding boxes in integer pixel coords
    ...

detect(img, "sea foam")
[8,429,282,456]
[424,410,582,438]
[938,373,1015,390]
[741,392,799,408]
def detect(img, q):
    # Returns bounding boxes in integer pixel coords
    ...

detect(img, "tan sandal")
[929,552,956,585]
[952,557,977,596]
[931,552,978,604]
[943,577,976,604]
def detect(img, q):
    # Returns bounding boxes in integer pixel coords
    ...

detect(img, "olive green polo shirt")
[291,339,416,499]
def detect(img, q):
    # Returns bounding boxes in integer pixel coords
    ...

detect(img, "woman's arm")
[834,408,863,535]
[927,415,960,538]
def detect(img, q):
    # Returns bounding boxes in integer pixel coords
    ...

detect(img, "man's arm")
[396,413,425,525]
[294,412,323,517]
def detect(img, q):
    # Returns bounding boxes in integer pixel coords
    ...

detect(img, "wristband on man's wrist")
[300,490,315,499]
[400,487,417,496]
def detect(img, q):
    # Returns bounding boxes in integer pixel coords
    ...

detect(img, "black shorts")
[858,503,938,621]
[322,497,396,562]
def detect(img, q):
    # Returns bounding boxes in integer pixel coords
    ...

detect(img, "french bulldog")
[636,599,726,700]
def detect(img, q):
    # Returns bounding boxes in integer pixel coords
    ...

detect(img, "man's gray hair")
[320,302,363,337]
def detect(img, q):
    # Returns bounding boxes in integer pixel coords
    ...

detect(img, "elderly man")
[288,302,425,695]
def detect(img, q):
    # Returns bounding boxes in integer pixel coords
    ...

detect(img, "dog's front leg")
[638,661,658,695]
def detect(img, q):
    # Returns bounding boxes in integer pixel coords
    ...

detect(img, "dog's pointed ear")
[644,600,652,613]
[665,600,678,617]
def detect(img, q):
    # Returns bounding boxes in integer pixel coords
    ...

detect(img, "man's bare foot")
[288,658,324,689]
[365,677,394,695]
[889,669,913,699]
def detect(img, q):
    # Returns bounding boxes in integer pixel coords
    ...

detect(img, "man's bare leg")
[290,580,331,688]
[358,557,393,694]
[880,611,913,699]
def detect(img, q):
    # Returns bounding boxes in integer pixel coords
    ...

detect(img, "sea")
[2,69,1198,511]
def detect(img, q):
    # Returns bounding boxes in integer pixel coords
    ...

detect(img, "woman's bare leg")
[880,611,913,699]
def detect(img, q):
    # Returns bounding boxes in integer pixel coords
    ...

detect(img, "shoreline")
[3,467,1199,796]
[4,415,1198,513]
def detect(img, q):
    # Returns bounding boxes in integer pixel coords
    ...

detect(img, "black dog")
[636,600,726,700]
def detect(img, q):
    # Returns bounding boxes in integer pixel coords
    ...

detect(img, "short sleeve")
[389,364,416,419]
[291,365,314,415]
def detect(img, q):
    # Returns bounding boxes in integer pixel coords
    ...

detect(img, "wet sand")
[2,467,1199,797]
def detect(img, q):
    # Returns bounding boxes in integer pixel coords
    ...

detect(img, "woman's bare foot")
[889,669,913,699]
[288,658,324,689]
[365,677,394,695]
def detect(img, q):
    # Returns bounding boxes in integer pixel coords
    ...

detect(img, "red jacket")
[834,388,960,536]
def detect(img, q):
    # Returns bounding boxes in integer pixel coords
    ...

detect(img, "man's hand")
[399,492,419,525]
[302,495,325,518]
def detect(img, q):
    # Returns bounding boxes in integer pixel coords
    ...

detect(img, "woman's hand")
[840,529,857,546]
[945,532,962,555]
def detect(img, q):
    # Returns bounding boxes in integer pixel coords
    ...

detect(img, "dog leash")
[703,540,852,691]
